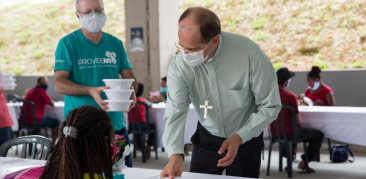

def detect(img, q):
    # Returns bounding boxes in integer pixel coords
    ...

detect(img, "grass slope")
[0,0,365,75]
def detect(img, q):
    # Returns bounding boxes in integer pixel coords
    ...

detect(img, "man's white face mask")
[78,11,106,33]
[286,79,291,87]
[182,39,214,67]
[310,80,320,90]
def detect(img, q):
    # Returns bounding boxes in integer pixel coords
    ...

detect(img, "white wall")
[286,69,366,107]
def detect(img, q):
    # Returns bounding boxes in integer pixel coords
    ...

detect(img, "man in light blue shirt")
[160,7,281,178]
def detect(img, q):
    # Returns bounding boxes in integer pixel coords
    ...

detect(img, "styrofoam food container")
[2,78,16,84]
[103,89,134,100]
[105,100,132,111]
[103,79,135,89]
[3,83,17,90]
[1,74,14,81]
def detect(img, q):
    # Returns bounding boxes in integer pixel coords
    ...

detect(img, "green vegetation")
[0,0,365,75]
[272,62,284,70]
[0,0,126,75]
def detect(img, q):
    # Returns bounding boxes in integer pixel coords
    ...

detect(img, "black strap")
[348,149,355,162]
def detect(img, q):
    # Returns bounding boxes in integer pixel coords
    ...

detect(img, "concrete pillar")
[125,0,179,99]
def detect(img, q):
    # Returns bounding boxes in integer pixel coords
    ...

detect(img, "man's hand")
[89,86,109,112]
[160,154,183,179]
[124,86,136,112]
[217,133,242,167]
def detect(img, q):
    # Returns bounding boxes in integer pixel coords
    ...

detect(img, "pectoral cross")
[200,100,213,119]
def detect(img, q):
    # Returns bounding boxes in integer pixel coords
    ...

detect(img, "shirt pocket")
[228,86,251,110]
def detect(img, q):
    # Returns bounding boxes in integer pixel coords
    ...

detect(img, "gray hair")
[75,0,104,12]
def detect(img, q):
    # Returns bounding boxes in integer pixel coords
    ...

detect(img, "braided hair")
[40,106,114,179]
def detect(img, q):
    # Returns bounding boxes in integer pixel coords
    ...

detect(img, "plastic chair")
[5,94,21,102]
[0,135,52,160]
[128,101,158,163]
[267,105,310,178]
[16,99,48,138]
[6,94,22,138]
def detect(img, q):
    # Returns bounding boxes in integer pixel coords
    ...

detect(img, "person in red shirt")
[274,68,324,173]
[305,66,336,106]
[0,68,14,146]
[24,77,59,146]
[128,83,155,159]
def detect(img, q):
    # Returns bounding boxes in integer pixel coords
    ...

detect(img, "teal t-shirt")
[54,29,132,131]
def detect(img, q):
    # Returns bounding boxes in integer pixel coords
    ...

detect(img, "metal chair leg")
[44,127,49,138]
[266,141,273,176]
[140,134,146,163]
[287,143,293,178]
[303,142,310,173]
[133,134,137,159]
[154,132,158,159]
[279,143,283,171]
[327,138,332,161]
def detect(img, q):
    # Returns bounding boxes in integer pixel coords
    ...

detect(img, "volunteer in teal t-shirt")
[53,0,137,167]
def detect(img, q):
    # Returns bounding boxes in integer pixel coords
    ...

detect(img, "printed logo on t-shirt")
[315,99,325,105]
[77,51,117,69]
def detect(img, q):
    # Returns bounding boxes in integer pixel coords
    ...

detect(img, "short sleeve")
[41,90,52,104]
[292,93,300,114]
[119,41,132,70]
[55,38,73,71]
[324,86,332,93]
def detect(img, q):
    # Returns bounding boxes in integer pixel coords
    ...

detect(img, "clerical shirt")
[162,31,282,157]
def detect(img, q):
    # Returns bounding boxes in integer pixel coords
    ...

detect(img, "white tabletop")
[150,104,366,147]
[7,101,65,131]
[0,157,244,178]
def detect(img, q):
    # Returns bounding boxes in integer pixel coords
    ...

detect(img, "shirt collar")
[206,33,223,63]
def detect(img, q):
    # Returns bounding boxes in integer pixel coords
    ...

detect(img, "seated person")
[305,66,336,106]
[23,76,59,147]
[0,67,14,146]
[128,83,156,159]
[152,77,167,103]
[1,106,115,179]
[39,106,115,179]
[272,68,324,173]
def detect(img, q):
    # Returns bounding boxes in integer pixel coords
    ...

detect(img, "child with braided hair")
[40,105,115,179]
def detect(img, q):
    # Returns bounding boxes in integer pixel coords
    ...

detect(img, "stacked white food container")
[103,79,134,111]
[1,74,17,90]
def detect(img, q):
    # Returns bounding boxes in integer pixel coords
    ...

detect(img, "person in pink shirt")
[0,67,14,146]
[23,76,59,147]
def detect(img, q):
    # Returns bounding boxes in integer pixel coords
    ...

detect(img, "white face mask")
[78,12,106,33]
[286,79,291,87]
[182,40,214,67]
[310,81,320,90]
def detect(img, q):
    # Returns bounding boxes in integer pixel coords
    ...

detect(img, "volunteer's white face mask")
[78,12,106,33]
[286,79,291,87]
[182,39,214,67]
[310,80,320,90]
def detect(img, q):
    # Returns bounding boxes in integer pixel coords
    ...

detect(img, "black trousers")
[190,122,264,178]
[299,128,324,161]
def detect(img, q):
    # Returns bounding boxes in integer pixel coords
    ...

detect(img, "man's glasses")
[174,38,212,57]
[174,39,200,56]
[78,9,105,17]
